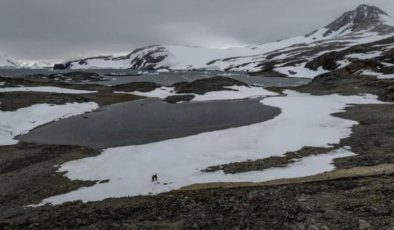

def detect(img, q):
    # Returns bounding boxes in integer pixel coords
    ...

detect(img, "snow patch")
[361,69,394,79]
[275,63,328,78]
[346,51,382,60]
[0,102,98,146]
[37,91,384,205]
[120,85,278,101]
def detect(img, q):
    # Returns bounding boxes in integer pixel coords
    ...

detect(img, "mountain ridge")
[26,5,394,78]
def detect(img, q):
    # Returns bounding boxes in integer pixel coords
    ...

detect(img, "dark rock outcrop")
[164,94,195,104]
[111,82,161,92]
[173,76,248,95]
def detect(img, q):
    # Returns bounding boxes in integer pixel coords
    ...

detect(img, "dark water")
[18,98,280,149]
[0,69,310,87]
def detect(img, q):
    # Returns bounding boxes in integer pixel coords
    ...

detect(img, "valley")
[0,4,393,229]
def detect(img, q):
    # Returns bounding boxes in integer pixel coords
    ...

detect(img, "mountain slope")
[55,4,394,78]
[0,53,20,69]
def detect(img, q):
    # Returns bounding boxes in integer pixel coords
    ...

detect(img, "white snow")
[0,102,98,146]
[336,60,351,69]
[157,69,170,73]
[38,91,385,205]
[0,86,97,94]
[346,51,382,60]
[382,62,394,67]
[361,69,394,79]
[119,85,278,102]
[0,53,20,68]
[274,63,329,79]
[193,86,278,101]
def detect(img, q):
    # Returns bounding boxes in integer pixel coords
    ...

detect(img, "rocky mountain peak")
[323,4,392,36]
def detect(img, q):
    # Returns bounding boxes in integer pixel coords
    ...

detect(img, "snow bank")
[38,91,384,205]
[361,69,394,79]
[121,85,278,102]
[275,63,328,79]
[346,51,382,60]
[0,86,97,94]
[0,102,98,146]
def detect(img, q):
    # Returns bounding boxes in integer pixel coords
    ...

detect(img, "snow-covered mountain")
[55,4,394,78]
[0,53,20,69]
[20,61,53,69]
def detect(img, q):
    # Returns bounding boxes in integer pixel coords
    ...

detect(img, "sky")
[0,0,393,62]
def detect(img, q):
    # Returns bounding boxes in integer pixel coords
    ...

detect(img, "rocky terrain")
[1,167,393,229]
[1,65,394,229]
[1,4,394,230]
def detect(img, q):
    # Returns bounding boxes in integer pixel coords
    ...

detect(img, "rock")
[359,219,372,230]
[111,82,161,92]
[173,76,248,95]
[164,94,195,104]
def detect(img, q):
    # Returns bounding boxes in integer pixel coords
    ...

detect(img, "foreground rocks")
[1,173,393,229]
[294,72,394,101]
[0,143,100,218]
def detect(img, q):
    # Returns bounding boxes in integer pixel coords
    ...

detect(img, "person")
[152,174,158,182]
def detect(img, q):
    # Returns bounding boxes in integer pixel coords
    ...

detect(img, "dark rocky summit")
[322,4,393,36]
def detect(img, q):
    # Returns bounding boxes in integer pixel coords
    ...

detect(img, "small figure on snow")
[152,174,158,182]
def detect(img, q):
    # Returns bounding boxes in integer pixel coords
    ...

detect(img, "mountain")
[20,61,53,69]
[0,53,20,69]
[55,4,394,78]
[306,4,394,39]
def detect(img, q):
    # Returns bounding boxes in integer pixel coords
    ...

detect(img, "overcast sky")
[0,0,393,62]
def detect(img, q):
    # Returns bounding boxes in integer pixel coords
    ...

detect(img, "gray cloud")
[0,0,393,61]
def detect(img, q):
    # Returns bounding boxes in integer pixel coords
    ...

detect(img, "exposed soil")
[0,143,101,220]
